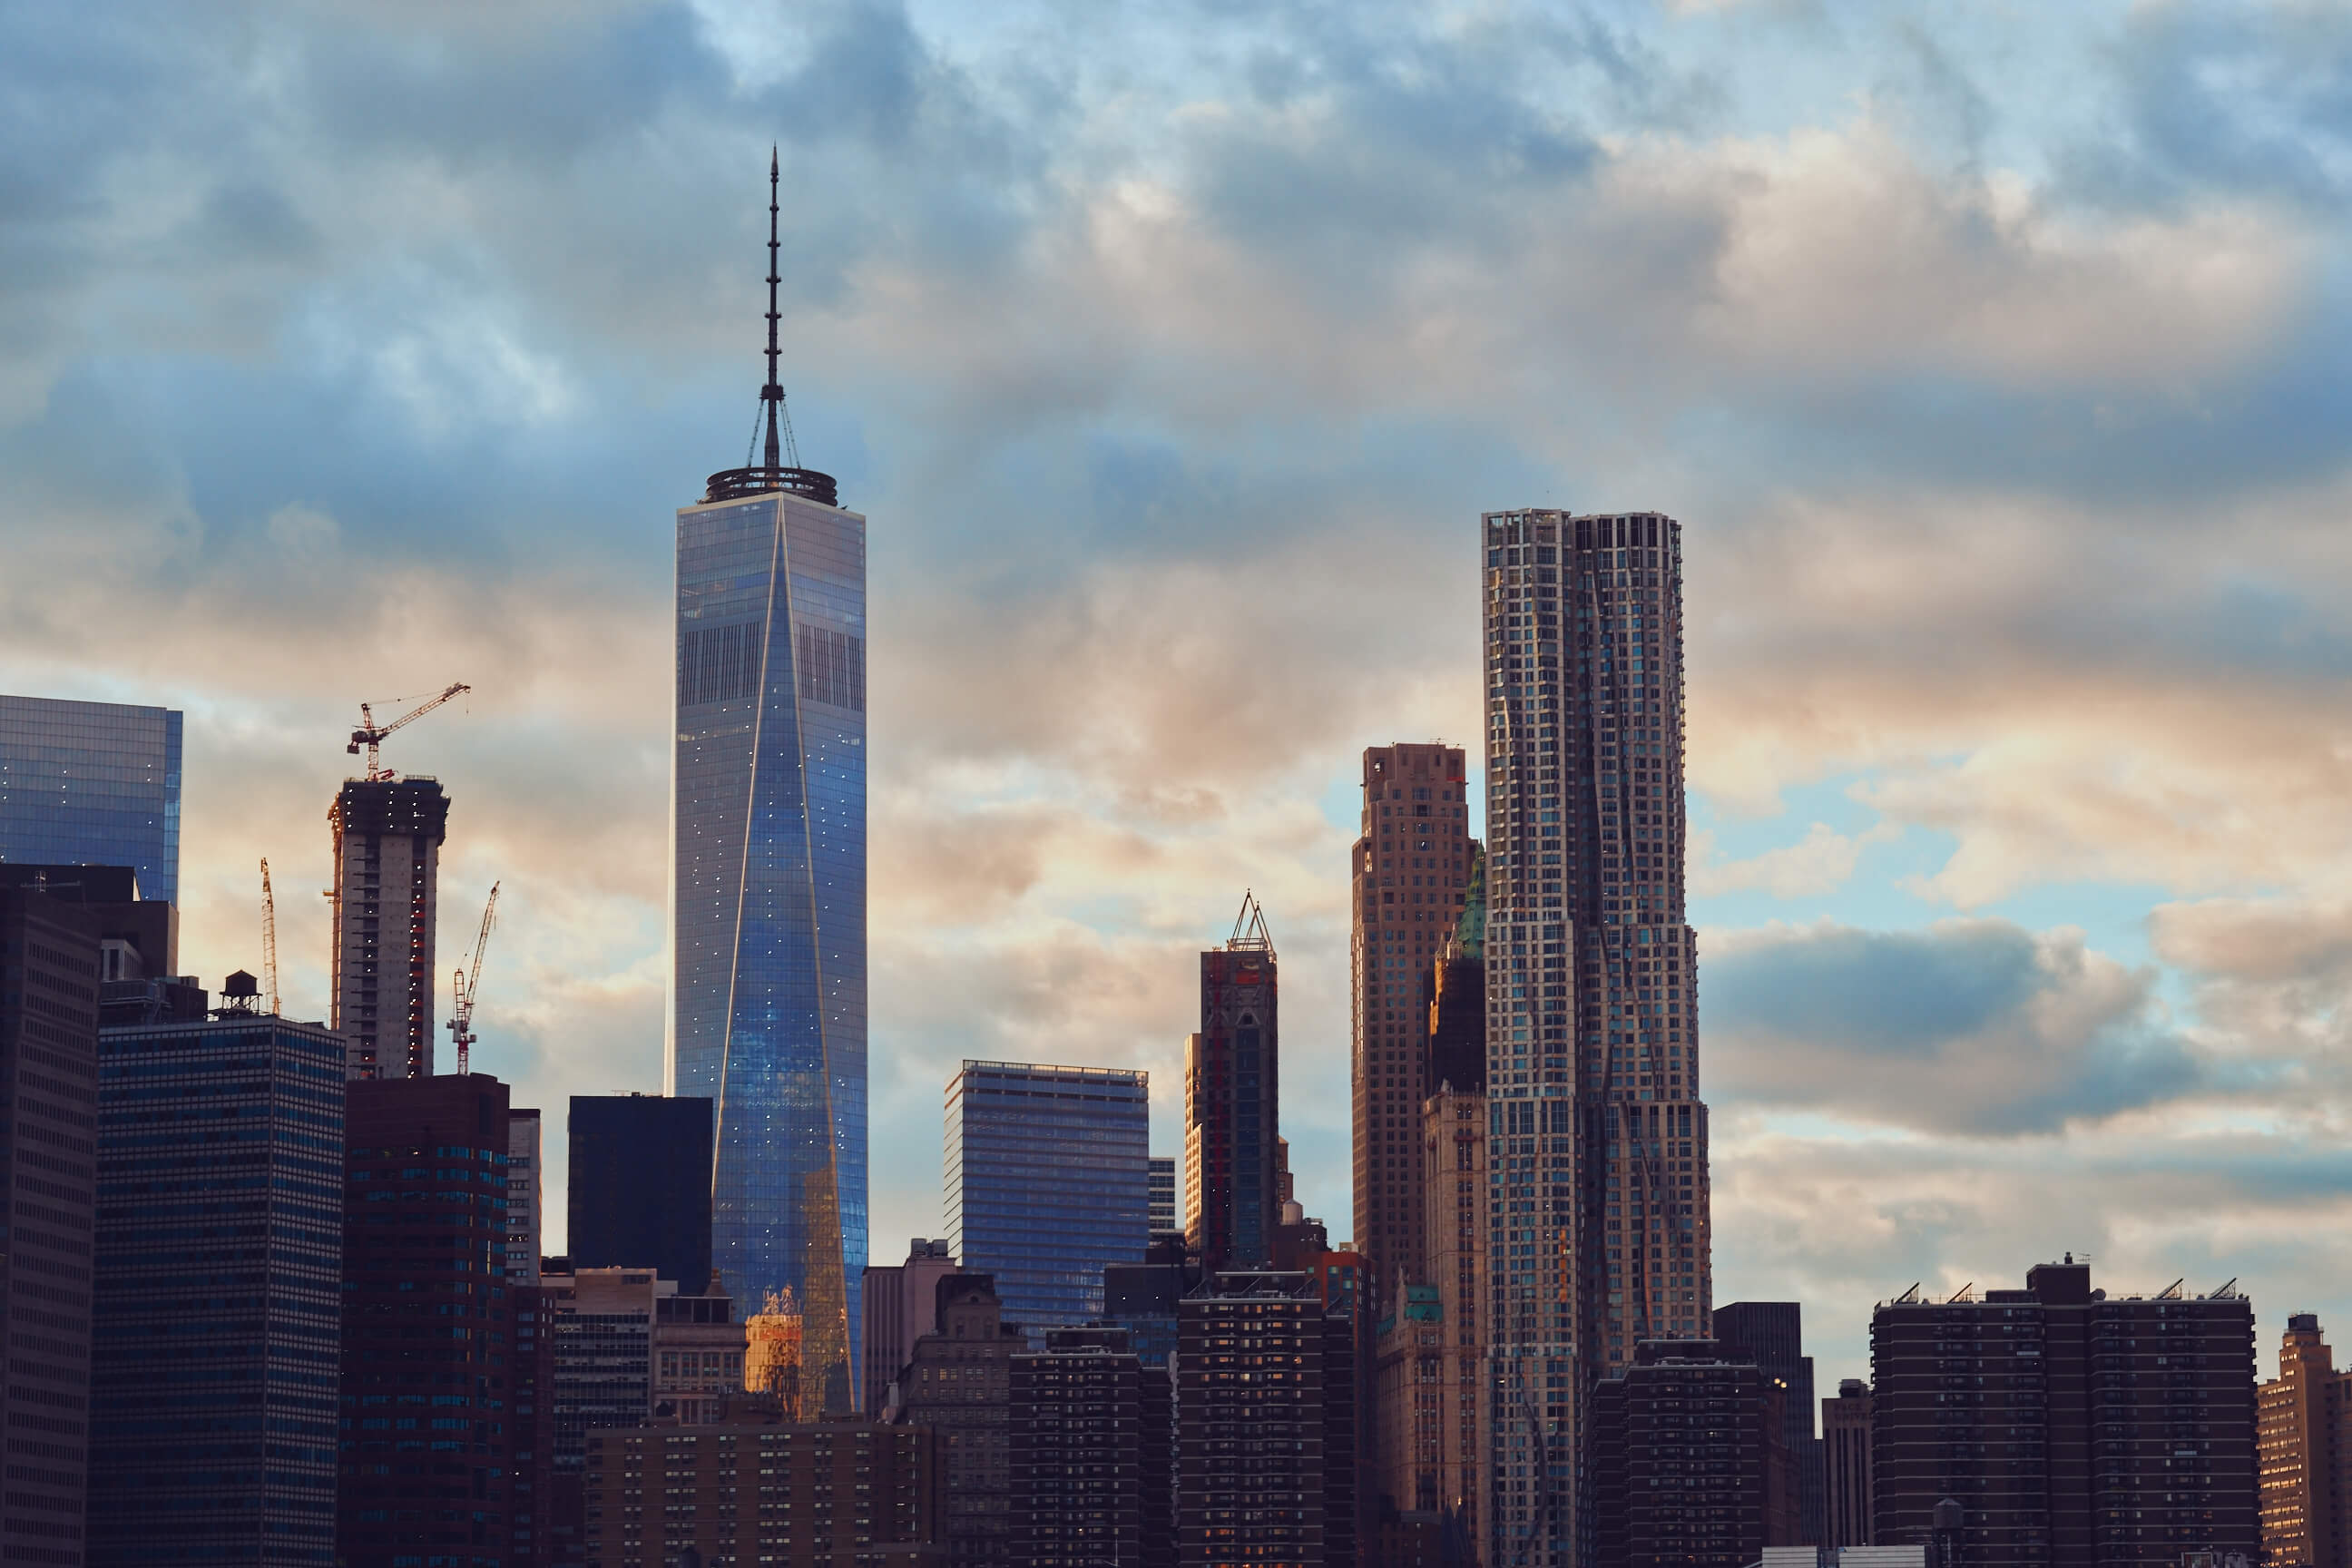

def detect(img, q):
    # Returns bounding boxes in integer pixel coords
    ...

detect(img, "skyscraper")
[91,986,344,1567]
[328,777,451,1080]
[1823,1379,1875,1551]
[338,1073,554,1568]
[2260,1313,2352,1568]
[0,693,182,906]
[0,887,98,1565]
[944,1059,1150,1334]
[1714,1300,1825,1548]
[1351,742,1475,1304]
[1183,894,1278,1273]
[671,154,865,1415]
[568,1093,714,1291]
[1479,508,1714,1565]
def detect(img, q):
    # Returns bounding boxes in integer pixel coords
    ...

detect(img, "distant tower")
[1350,742,1474,1304]
[1184,894,1279,1273]
[329,778,450,1079]
[671,151,866,1415]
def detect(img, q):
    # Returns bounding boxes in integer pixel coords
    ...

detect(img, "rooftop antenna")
[1227,890,1275,954]
[762,147,799,473]
[704,150,837,507]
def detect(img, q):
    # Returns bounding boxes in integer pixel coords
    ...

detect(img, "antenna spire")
[760,147,800,471]
[701,151,837,506]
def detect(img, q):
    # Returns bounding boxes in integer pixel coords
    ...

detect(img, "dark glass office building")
[945,1060,1149,1333]
[1713,1299,1824,1547]
[90,995,345,1566]
[0,694,182,906]
[568,1094,714,1290]
[0,888,101,1565]
[338,1074,552,1568]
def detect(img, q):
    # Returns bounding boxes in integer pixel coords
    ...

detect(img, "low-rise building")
[584,1414,942,1567]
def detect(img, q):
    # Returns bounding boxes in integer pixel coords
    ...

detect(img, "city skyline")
[7,0,2352,1413]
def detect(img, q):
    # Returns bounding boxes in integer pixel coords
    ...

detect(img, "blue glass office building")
[90,1003,345,1566]
[0,694,182,905]
[671,480,866,1416]
[946,1061,1151,1335]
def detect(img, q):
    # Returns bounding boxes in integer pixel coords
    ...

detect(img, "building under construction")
[329,777,450,1079]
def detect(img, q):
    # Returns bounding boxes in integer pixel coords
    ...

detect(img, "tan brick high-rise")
[2262,1312,2352,1567]
[1350,742,1474,1300]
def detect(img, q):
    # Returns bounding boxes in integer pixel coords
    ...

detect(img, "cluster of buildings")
[0,172,2339,1568]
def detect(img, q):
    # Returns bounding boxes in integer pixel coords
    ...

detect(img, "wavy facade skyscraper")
[1479,509,1713,1566]
[670,154,866,1415]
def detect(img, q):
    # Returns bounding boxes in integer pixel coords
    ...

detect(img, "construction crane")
[448,882,499,1076]
[348,682,470,782]
[260,858,280,1015]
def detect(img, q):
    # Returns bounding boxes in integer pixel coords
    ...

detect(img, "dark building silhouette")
[897,1273,1023,1565]
[1175,1269,1357,1567]
[584,1415,942,1566]
[338,1073,555,1568]
[90,986,344,1566]
[1011,1325,1173,1568]
[567,1093,713,1291]
[1183,897,1279,1273]
[1101,1248,1197,1369]
[1871,1259,2258,1564]
[0,888,99,1565]
[1823,1377,1875,1550]
[1583,1338,1796,1568]
[1714,1300,1825,1546]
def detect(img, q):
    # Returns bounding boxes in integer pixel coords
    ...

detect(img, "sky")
[6,0,2352,1395]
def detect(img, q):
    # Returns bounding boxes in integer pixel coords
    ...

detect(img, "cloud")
[1703,919,2205,1133]
[7,0,2352,1301]
[1690,819,1896,897]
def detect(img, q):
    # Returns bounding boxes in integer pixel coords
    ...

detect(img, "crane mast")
[348,682,471,782]
[260,858,279,1016]
[449,882,500,1076]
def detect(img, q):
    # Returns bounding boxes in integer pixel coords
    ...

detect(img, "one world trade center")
[671,152,865,1415]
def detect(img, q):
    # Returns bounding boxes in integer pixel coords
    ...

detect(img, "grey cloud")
[1703,920,2205,1133]
[2063,2,2352,214]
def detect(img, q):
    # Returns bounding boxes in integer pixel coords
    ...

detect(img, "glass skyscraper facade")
[91,1004,344,1566]
[0,693,182,905]
[944,1060,1151,1335]
[671,485,867,1416]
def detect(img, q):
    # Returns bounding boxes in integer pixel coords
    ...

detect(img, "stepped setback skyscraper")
[671,153,865,1416]
[1480,509,1714,1566]
[1350,742,1474,1303]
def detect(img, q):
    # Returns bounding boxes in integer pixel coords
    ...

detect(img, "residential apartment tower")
[1480,508,1714,1565]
